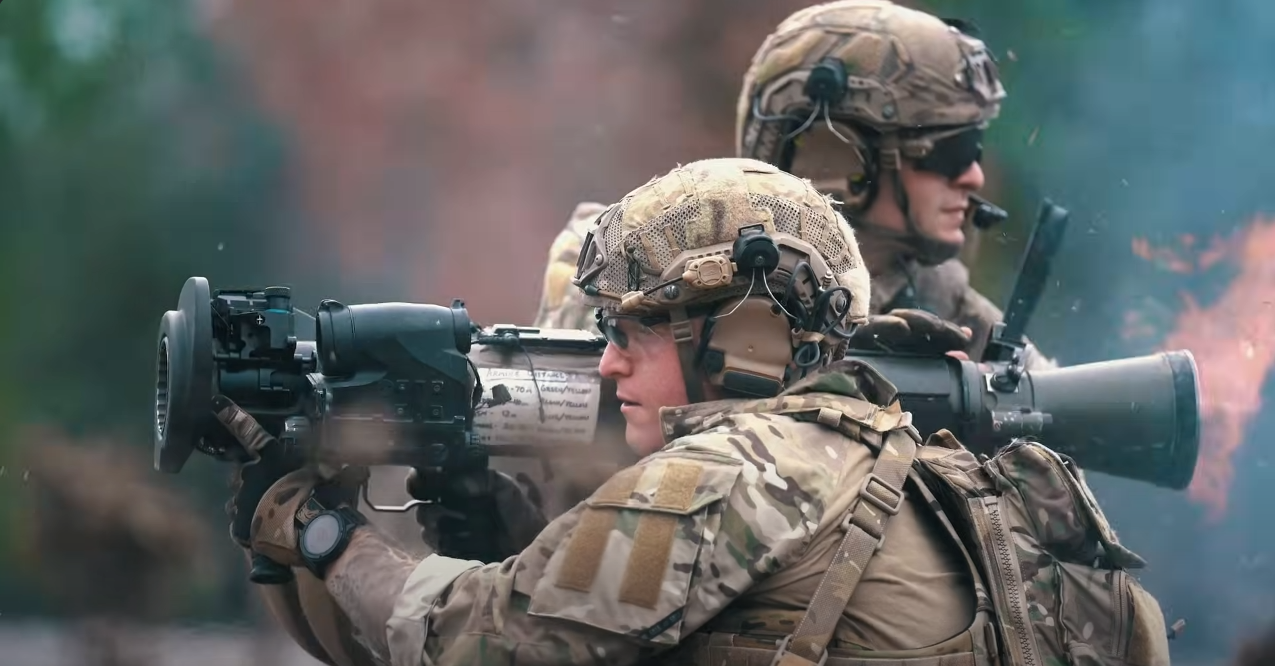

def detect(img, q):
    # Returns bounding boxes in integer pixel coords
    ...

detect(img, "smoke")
[969,0,1275,659]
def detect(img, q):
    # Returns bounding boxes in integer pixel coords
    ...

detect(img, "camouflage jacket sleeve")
[533,201,608,331]
[386,433,824,666]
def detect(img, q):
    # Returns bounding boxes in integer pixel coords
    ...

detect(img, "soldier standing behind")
[736,0,1054,367]
[538,2,1054,367]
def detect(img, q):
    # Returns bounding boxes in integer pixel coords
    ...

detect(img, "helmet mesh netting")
[592,193,859,307]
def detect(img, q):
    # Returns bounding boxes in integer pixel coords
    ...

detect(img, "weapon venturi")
[852,350,1201,490]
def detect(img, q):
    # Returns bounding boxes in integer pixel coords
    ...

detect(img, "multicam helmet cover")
[571,157,873,400]
[737,0,1006,168]
[571,157,870,325]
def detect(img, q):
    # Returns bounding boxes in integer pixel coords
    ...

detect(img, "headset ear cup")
[843,173,875,211]
[702,297,792,398]
[790,125,878,214]
[842,140,880,212]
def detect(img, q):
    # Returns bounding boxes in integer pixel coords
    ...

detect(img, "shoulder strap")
[773,426,921,666]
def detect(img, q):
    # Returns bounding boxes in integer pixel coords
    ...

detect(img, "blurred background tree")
[0,0,288,620]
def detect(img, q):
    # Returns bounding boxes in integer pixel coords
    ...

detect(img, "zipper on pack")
[972,496,1040,666]
[1112,570,1131,656]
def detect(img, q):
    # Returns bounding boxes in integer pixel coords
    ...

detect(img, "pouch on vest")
[526,450,742,646]
[918,434,1171,666]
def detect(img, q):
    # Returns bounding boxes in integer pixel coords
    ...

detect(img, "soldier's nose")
[599,342,631,379]
[955,161,985,190]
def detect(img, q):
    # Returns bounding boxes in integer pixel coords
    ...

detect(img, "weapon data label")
[472,367,601,446]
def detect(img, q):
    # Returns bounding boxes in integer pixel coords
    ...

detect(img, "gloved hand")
[406,467,549,562]
[846,308,973,358]
[215,394,296,552]
[213,395,366,579]
[249,465,369,569]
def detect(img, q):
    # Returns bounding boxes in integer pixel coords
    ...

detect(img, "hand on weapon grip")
[847,308,973,358]
[213,395,298,584]
[216,395,292,548]
[213,395,365,584]
[406,468,549,562]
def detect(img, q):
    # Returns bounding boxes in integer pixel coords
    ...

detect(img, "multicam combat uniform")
[235,157,1167,666]
[387,361,984,665]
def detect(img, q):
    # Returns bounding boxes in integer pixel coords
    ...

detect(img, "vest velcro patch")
[554,466,643,592]
[619,463,704,608]
[527,448,741,646]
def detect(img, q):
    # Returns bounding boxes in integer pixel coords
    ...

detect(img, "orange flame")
[1131,232,1236,274]
[1131,217,1275,520]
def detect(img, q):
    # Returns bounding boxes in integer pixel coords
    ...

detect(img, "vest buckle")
[770,634,828,666]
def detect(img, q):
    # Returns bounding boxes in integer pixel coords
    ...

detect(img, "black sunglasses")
[912,128,984,180]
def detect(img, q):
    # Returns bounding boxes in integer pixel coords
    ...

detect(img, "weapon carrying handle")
[981,199,1070,364]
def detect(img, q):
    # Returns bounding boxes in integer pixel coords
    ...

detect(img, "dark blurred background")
[1,1,1272,664]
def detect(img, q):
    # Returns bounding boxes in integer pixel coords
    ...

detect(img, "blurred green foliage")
[0,0,288,620]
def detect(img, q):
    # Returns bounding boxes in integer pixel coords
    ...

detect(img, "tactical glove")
[214,395,365,581]
[216,395,296,551]
[406,467,549,562]
[249,465,369,570]
[846,308,973,357]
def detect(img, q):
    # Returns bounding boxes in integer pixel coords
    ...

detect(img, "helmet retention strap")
[669,307,705,404]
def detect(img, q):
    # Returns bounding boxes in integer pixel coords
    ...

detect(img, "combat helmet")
[572,157,870,403]
[736,0,1007,265]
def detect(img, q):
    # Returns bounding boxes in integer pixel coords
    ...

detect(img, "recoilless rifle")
[152,201,1200,584]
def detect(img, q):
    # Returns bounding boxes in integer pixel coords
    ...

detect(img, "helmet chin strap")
[669,306,706,404]
[851,168,962,267]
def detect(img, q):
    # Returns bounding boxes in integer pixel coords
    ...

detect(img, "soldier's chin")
[935,214,967,244]
[624,422,662,457]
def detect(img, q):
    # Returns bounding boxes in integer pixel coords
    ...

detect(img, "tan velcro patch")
[618,514,678,609]
[618,463,704,608]
[555,466,643,592]
[817,407,843,427]
[649,462,703,512]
